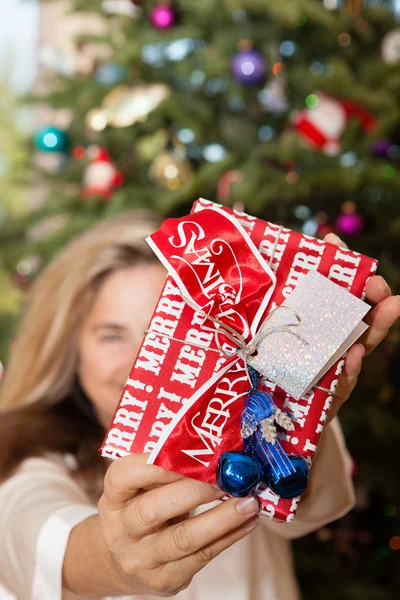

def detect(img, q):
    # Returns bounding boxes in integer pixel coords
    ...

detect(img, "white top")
[0,418,355,600]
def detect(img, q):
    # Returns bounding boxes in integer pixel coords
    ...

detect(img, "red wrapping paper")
[101,199,377,521]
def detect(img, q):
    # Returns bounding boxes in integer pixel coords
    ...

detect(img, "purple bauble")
[372,139,392,158]
[149,5,176,29]
[231,49,267,86]
[336,212,365,236]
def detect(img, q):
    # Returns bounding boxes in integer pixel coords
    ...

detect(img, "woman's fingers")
[322,234,399,358]
[164,515,259,589]
[327,286,400,419]
[151,496,259,566]
[323,233,348,249]
[103,453,183,509]
[101,458,259,595]
[365,275,391,306]
[361,295,400,356]
[126,477,225,537]
[188,514,259,565]
[327,343,364,423]
[322,236,391,309]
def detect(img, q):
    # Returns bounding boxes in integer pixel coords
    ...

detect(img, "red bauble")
[336,201,364,237]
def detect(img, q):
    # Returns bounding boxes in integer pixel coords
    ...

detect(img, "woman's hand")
[97,453,259,597]
[323,233,400,424]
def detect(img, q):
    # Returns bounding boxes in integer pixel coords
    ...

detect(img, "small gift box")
[101,199,377,522]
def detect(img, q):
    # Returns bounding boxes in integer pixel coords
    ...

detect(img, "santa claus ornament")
[290,92,376,155]
[82,146,124,201]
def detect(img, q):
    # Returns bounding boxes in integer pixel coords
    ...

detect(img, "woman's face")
[77,264,166,428]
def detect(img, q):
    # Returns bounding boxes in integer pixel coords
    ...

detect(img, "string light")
[190,70,206,87]
[306,94,319,108]
[258,126,275,141]
[383,165,396,178]
[383,504,397,517]
[177,129,195,144]
[389,536,400,551]
[203,144,227,162]
[310,61,325,75]
[337,33,351,47]
[364,185,383,203]
[232,9,247,22]
[86,109,107,132]
[42,133,58,149]
[340,152,358,167]
[73,146,86,160]
[272,62,282,76]
[286,171,298,184]
[280,41,296,57]
[374,546,394,560]
[388,145,400,159]
[324,0,339,8]
[294,205,312,220]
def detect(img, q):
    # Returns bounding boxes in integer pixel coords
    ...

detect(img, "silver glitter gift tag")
[247,270,370,400]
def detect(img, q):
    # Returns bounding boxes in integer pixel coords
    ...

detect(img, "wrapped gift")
[101,198,377,521]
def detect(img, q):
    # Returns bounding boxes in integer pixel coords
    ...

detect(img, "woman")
[0,211,398,600]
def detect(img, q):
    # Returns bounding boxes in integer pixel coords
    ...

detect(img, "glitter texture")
[247,270,370,400]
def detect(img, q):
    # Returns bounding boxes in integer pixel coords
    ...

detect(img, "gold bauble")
[149,151,192,190]
[103,83,170,128]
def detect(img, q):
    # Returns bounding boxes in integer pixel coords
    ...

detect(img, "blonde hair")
[0,211,161,488]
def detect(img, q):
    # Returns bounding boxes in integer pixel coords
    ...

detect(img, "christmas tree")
[0,79,30,362]
[1,0,400,597]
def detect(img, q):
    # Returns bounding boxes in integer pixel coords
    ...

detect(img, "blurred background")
[1,0,400,597]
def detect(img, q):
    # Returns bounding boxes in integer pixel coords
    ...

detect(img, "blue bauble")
[95,63,126,86]
[231,49,266,86]
[34,126,69,153]
[266,455,310,499]
[217,451,262,497]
